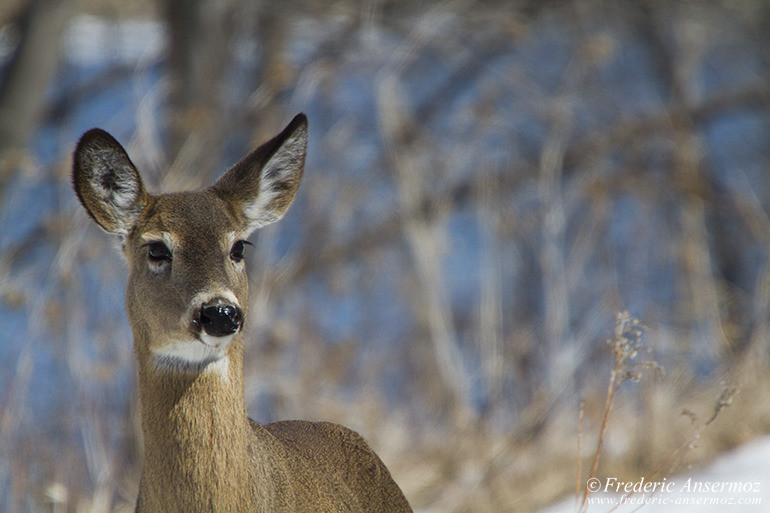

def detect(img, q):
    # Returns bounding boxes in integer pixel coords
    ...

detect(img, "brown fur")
[72,114,412,513]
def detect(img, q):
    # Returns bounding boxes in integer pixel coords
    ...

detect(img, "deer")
[72,114,413,513]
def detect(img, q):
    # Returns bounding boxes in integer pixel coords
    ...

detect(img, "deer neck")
[135,335,261,511]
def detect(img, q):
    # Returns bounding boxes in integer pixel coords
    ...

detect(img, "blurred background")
[1,0,769,511]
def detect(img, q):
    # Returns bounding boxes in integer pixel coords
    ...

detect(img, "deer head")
[72,114,307,374]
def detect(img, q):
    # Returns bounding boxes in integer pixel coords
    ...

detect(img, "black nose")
[199,302,243,337]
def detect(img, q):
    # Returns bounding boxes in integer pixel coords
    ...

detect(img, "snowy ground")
[540,436,770,513]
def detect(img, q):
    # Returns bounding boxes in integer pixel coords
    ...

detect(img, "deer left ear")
[212,113,307,234]
[72,128,148,237]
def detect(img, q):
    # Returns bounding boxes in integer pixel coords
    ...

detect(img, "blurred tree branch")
[281,84,770,292]
[639,0,727,361]
[378,73,474,421]
[161,0,233,188]
[0,0,73,192]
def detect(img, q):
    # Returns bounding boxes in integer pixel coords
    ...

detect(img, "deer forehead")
[133,191,246,249]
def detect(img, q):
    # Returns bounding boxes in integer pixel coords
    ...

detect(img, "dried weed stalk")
[645,382,740,483]
[579,311,660,512]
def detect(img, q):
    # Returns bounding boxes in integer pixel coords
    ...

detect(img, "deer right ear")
[72,129,147,236]
[212,113,307,235]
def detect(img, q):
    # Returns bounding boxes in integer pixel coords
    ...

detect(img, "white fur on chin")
[151,335,234,375]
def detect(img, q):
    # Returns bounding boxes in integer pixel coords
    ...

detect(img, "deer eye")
[144,241,172,263]
[230,240,251,263]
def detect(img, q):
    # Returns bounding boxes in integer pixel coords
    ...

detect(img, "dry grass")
[381,317,750,513]
[378,316,753,513]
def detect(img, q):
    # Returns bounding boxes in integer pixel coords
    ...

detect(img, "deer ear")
[212,113,307,234]
[72,129,148,236]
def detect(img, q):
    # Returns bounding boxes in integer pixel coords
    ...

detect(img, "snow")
[540,436,770,513]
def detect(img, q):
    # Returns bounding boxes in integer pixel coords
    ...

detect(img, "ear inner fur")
[72,129,147,235]
[212,113,307,233]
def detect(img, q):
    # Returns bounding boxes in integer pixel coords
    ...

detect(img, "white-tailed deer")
[72,114,412,513]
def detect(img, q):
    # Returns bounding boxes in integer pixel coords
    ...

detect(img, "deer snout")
[196,299,243,338]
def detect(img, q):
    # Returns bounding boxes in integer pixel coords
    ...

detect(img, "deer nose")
[199,301,243,337]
